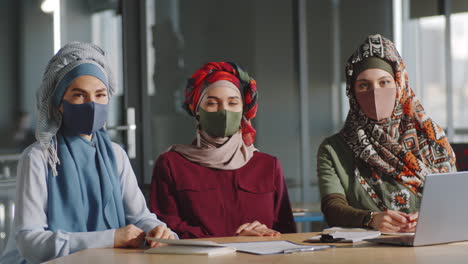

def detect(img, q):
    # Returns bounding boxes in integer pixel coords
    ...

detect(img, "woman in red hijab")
[150,62,296,238]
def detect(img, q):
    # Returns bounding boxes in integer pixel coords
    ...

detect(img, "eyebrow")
[70,87,107,93]
[356,76,393,82]
[206,96,241,99]
[95,88,107,93]
[70,88,87,93]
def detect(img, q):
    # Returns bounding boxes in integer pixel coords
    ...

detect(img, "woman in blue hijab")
[0,43,176,264]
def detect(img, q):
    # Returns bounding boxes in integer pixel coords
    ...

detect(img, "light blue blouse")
[0,142,175,264]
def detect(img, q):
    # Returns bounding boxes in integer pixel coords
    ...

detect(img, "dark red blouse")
[150,151,296,239]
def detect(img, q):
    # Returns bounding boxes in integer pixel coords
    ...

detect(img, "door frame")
[121,0,153,188]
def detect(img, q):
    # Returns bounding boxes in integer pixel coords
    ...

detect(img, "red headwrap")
[183,62,258,146]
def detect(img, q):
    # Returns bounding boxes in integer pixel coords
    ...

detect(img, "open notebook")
[144,238,236,256]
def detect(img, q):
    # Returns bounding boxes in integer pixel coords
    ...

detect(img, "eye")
[72,93,85,98]
[380,79,393,87]
[97,93,107,98]
[357,83,368,91]
[206,101,218,106]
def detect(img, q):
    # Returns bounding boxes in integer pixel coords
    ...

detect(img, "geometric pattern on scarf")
[340,34,456,211]
[183,62,258,146]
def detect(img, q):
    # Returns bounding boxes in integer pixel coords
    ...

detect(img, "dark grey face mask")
[61,100,108,135]
[198,108,242,138]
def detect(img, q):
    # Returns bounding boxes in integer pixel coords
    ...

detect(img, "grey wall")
[339,0,393,64]
[19,0,54,118]
[410,0,468,18]
[252,0,301,201]
[0,0,53,151]
[306,0,335,202]
[181,0,255,71]
[61,0,93,43]
[0,0,20,132]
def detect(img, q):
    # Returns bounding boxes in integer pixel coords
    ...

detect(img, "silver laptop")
[364,171,468,246]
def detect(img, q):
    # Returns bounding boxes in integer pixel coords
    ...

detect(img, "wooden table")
[45,232,468,264]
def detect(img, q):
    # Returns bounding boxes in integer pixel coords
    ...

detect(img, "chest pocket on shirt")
[176,182,217,192]
[236,176,276,224]
[175,182,221,218]
[237,180,275,194]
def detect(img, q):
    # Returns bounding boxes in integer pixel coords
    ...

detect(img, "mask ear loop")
[196,122,201,148]
[196,130,201,148]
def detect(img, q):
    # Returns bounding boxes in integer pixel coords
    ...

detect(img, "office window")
[417,16,447,128]
[403,3,468,143]
[451,13,468,131]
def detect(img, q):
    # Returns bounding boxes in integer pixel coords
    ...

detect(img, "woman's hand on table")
[146,225,176,248]
[369,210,418,233]
[400,212,418,232]
[235,220,280,237]
[114,224,146,248]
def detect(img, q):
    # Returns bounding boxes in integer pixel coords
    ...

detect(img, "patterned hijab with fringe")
[35,42,116,175]
[340,34,456,212]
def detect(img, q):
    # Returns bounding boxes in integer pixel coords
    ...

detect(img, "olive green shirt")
[317,133,381,227]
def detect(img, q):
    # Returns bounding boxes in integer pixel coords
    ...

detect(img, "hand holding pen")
[369,208,418,233]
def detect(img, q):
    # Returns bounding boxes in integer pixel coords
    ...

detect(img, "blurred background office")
[2,0,468,253]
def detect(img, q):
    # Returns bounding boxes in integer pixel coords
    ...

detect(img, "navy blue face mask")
[62,100,108,136]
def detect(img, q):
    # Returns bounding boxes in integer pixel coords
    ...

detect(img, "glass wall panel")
[451,13,468,130]
[417,16,447,128]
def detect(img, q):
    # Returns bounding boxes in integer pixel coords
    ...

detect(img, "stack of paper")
[306,227,381,243]
[145,238,333,256]
[144,238,236,256]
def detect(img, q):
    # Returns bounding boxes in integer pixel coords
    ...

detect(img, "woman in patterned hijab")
[150,61,296,238]
[317,34,456,233]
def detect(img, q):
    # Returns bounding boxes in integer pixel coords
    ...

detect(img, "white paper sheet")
[221,240,332,255]
[145,237,225,247]
[144,245,236,256]
[144,238,236,256]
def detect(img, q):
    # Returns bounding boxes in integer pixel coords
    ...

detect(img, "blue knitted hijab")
[44,49,125,232]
